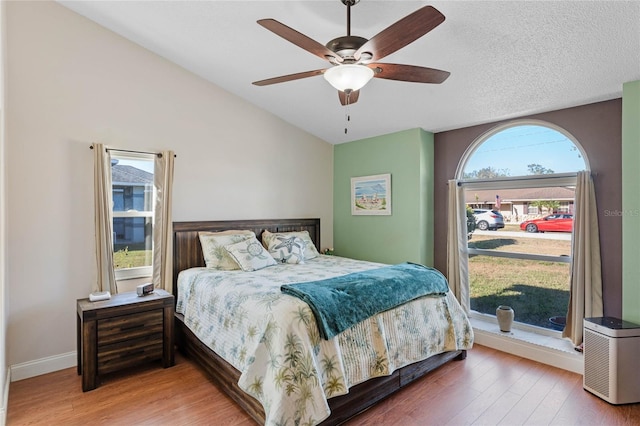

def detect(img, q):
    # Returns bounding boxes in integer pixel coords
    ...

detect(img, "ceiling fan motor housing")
[326,36,371,63]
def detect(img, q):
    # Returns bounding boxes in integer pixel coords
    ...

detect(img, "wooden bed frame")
[172,218,466,425]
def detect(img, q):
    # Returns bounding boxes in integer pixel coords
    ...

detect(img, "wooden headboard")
[172,218,321,295]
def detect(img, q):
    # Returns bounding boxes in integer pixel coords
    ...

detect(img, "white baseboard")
[472,320,583,374]
[9,351,76,382]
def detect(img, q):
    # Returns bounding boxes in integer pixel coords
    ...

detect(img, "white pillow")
[199,230,255,270]
[224,237,277,272]
[265,235,306,264]
[261,230,320,260]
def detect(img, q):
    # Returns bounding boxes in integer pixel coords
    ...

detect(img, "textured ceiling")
[57,1,640,144]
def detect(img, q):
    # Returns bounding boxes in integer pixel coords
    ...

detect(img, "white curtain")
[446,179,470,311]
[93,143,117,294]
[563,171,603,345]
[152,151,175,293]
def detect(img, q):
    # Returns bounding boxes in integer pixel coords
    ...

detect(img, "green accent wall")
[333,128,434,265]
[622,80,640,323]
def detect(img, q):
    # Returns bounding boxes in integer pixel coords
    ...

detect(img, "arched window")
[459,121,588,179]
[456,120,587,334]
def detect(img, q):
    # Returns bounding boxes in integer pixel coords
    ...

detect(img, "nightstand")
[77,289,175,391]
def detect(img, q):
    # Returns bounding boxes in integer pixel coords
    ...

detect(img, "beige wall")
[5,1,333,373]
[1,0,7,417]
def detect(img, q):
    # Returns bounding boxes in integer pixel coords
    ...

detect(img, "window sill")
[115,266,152,281]
[115,276,152,293]
[471,316,583,374]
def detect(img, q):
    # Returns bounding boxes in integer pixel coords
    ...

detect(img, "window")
[111,154,155,280]
[525,204,539,215]
[458,121,587,333]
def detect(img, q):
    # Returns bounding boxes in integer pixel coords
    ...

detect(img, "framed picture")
[351,174,391,215]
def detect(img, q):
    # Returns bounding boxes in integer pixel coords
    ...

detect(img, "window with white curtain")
[458,120,588,333]
[110,153,155,280]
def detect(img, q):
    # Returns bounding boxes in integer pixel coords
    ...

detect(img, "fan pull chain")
[344,92,351,134]
[344,105,351,134]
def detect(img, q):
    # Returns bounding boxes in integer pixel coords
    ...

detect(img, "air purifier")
[583,317,640,404]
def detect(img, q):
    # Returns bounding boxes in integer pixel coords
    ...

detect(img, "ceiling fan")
[252,0,450,106]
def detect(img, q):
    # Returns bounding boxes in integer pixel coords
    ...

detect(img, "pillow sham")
[265,235,306,264]
[224,236,277,272]
[261,230,320,260]
[199,230,255,270]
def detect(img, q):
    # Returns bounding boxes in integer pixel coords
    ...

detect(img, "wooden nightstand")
[77,289,175,391]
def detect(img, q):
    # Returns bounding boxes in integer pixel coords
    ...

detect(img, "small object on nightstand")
[89,291,111,302]
[136,282,154,296]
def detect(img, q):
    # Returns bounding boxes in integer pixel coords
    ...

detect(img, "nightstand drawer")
[98,310,163,345]
[98,334,163,374]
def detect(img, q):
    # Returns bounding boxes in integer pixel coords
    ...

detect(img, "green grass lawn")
[113,248,152,270]
[468,231,570,330]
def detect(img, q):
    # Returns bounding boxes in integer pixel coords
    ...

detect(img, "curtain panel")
[446,179,470,311]
[92,143,117,294]
[563,170,603,345]
[152,151,175,293]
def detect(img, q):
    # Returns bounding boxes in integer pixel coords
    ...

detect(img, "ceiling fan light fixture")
[323,64,374,92]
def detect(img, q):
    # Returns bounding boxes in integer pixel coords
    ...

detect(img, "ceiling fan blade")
[258,19,342,64]
[355,6,445,62]
[370,63,450,84]
[338,90,360,106]
[252,69,327,86]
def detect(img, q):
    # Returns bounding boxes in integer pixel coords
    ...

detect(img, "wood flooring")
[7,344,640,425]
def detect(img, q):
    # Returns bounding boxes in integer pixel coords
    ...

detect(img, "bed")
[172,218,473,425]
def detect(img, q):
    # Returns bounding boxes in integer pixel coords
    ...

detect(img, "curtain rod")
[454,171,582,186]
[89,145,176,158]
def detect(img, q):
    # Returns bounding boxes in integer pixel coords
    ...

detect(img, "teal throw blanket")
[280,262,449,340]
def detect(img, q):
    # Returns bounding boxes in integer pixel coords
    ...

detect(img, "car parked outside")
[473,209,505,231]
[520,214,573,233]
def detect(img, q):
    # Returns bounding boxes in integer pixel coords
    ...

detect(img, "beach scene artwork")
[351,174,391,215]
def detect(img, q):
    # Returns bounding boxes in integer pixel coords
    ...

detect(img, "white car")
[473,209,505,231]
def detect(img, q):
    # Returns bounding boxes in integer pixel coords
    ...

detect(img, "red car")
[520,214,573,233]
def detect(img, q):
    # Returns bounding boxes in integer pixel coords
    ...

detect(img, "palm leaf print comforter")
[176,255,473,426]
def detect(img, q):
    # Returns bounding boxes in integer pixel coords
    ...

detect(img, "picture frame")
[351,174,391,216]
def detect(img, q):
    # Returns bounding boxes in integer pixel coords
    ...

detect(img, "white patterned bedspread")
[176,255,473,426]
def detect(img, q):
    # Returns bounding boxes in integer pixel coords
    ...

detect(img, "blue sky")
[463,125,586,177]
[355,179,387,197]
